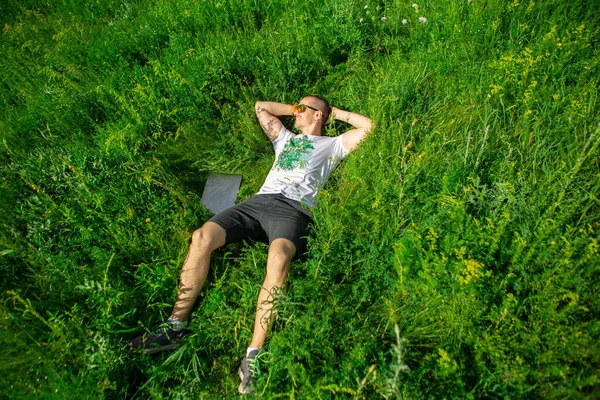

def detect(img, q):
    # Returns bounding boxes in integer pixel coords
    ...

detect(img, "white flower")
[360,17,364,22]
[418,16,427,23]
[381,16,387,21]
[412,3,418,7]
[402,19,408,25]
[364,4,368,9]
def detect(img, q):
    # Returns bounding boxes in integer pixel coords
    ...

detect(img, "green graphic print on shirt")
[275,135,315,171]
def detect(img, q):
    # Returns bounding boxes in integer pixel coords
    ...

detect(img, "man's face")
[294,97,322,131]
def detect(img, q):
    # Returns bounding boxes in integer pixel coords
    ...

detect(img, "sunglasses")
[293,103,321,113]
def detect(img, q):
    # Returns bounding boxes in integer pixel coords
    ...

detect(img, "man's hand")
[325,108,335,125]
[330,106,373,152]
[255,101,293,141]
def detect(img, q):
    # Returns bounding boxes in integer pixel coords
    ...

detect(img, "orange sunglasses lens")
[292,104,307,113]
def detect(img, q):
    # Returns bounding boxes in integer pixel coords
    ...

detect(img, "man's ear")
[315,110,323,121]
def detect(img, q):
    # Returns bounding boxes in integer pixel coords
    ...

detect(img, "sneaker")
[238,349,261,395]
[128,321,190,355]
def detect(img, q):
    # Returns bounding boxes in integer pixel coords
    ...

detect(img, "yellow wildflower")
[459,259,483,284]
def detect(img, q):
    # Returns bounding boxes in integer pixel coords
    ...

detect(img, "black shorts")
[208,193,313,257]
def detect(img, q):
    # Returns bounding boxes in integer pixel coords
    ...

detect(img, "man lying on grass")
[129,96,372,394]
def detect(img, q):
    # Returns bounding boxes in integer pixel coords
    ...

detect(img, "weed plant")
[1,0,599,398]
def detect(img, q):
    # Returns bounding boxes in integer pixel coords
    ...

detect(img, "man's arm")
[330,107,373,152]
[255,101,294,141]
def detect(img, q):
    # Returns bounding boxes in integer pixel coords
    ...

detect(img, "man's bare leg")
[249,238,296,349]
[170,221,226,322]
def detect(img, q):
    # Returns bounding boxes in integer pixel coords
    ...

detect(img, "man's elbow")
[364,119,373,132]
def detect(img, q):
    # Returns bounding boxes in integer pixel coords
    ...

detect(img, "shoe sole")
[238,367,256,395]
[143,343,182,355]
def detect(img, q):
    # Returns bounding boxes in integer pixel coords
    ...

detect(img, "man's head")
[293,95,331,135]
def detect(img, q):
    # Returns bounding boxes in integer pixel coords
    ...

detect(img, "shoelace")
[247,356,259,378]
[148,325,168,339]
[150,322,182,339]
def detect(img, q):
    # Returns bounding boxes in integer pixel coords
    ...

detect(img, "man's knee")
[269,240,296,262]
[265,239,296,284]
[191,222,226,252]
[271,238,296,255]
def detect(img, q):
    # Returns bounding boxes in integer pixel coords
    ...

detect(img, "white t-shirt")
[257,126,349,208]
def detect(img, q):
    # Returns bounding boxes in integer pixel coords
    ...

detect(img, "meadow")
[1,0,599,398]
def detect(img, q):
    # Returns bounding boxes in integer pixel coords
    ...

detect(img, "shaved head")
[302,96,331,127]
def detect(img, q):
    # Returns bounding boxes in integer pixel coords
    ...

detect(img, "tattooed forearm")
[345,112,351,123]
[256,106,272,133]
[255,101,286,140]
[257,111,278,139]
[264,119,276,136]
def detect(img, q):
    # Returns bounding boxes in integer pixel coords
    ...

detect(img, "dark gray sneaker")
[128,321,190,355]
[238,349,261,395]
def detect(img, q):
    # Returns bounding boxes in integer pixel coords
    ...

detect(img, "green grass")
[1,0,599,398]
